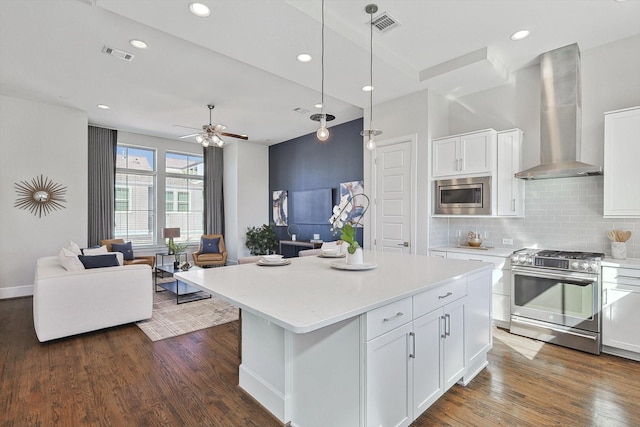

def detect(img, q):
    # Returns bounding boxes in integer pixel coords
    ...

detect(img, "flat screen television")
[290,188,333,225]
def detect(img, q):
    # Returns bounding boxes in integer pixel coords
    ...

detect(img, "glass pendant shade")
[365,135,376,150]
[317,116,329,141]
[201,138,210,148]
[195,134,204,143]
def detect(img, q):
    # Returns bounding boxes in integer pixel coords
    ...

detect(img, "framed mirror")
[15,175,67,218]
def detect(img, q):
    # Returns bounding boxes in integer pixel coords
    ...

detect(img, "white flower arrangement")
[329,193,369,254]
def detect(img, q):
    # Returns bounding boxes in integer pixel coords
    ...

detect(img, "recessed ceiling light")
[510,29,531,41]
[297,53,312,63]
[362,85,374,92]
[314,103,323,109]
[189,3,211,17]
[97,104,110,110]
[129,39,148,49]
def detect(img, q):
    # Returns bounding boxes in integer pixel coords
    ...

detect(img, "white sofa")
[33,256,153,342]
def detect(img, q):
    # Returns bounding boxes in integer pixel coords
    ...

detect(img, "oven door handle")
[511,317,598,341]
[513,270,597,285]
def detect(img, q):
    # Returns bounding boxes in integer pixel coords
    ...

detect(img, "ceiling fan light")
[211,134,220,144]
[195,134,204,143]
[201,138,210,147]
[216,138,225,147]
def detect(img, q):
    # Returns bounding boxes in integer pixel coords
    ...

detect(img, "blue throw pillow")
[201,237,220,254]
[78,254,120,269]
[111,241,134,261]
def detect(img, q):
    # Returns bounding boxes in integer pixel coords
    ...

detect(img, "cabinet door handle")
[383,312,404,322]
[441,315,447,339]
[603,288,608,306]
[459,158,464,171]
[445,313,451,337]
[438,292,453,299]
[409,332,416,359]
[512,199,516,212]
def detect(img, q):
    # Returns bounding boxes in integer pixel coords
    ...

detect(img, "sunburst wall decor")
[15,175,67,218]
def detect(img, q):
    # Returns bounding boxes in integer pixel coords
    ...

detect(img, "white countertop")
[602,257,640,268]
[431,245,514,258]
[175,251,492,334]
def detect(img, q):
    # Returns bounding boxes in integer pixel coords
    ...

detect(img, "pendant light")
[312,0,331,142]
[361,4,382,150]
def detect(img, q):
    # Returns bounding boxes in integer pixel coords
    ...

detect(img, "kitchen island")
[176,251,492,427]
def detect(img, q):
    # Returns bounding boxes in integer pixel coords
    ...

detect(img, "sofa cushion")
[111,241,134,261]
[66,241,82,256]
[201,237,220,254]
[195,253,224,262]
[78,254,120,269]
[82,245,108,256]
[58,248,85,271]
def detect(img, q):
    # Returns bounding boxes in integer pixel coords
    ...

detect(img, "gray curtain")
[203,146,225,235]
[88,126,117,246]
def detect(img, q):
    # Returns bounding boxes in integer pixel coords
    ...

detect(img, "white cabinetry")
[432,130,496,178]
[437,251,510,329]
[602,266,640,361]
[362,272,488,427]
[497,129,525,217]
[604,107,640,217]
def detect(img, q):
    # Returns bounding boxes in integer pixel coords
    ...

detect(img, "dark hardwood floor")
[2,296,639,427]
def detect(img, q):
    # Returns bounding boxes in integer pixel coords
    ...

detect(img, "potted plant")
[166,240,189,268]
[245,224,278,255]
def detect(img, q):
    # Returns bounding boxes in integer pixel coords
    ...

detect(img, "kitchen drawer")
[413,278,467,319]
[446,252,507,269]
[602,267,640,286]
[364,297,413,341]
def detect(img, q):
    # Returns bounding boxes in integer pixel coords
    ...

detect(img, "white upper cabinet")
[604,107,640,217]
[432,129,496,178]
[496,129,525,217]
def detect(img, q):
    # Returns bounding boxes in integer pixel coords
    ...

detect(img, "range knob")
[571,261,581,271]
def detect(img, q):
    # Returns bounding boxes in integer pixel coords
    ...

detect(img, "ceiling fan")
[178,104,248,147]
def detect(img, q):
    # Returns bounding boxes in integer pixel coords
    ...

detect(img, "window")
[165,152,204,244]
[115,187,130,212]
[115,146,156,245]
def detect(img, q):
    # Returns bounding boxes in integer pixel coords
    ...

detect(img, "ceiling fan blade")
[220,132,248,140]
[214,124,226,132]
[179,133,200,139]
[174,124,202,131]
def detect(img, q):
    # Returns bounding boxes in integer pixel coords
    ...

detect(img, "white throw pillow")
[107,251,125,266]
[66,241,82,256]
[82,245,108,256]
[58,248,85,271]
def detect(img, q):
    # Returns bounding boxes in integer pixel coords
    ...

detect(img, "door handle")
[397,242,409,247]
[445,313,451,337]
[409,332,416,359]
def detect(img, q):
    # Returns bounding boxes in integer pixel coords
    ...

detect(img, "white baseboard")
[0,284,33,299]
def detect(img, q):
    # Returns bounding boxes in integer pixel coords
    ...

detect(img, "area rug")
[136,282,239,342]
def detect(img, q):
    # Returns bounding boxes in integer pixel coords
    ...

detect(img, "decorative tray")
[456,245,494,250]
[329,261,377,271]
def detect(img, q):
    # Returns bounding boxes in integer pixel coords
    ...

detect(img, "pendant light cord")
[369,9,373,132]
[321,0,325,116]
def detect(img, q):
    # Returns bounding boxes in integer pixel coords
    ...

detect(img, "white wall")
[0,95,88,297]
[224,142,269,263]
[431,34,640,256]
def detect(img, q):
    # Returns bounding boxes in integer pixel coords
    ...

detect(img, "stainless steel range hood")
[515,44,603,180]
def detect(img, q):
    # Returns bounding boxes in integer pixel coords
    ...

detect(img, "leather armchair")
[192,234,227,268]
[100,239,155,268]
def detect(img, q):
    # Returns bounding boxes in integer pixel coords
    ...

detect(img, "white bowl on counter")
[261,254,284,263]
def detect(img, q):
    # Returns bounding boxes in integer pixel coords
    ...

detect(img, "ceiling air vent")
[369,12,399,33]
[101,45,135,62]
[293,107,310,115]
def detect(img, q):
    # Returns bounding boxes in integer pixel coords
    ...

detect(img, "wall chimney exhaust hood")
[515,43,603,180]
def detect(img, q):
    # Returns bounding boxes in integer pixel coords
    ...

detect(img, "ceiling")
[1,0,639,146]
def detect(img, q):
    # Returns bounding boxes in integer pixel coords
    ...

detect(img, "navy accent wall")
[269,118,364,245]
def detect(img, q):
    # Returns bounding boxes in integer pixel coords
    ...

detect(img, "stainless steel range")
[510,248,604,354]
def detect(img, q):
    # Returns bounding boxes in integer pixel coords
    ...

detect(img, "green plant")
[166,240,190,261]
[245,224,278,255]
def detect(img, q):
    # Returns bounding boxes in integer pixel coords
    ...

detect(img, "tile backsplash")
[430,176,640,259]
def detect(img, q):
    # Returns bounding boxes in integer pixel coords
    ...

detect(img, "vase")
[611,242,627,260]
[346,247,364,265]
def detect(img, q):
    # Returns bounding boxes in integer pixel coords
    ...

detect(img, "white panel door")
[375,141,413,253]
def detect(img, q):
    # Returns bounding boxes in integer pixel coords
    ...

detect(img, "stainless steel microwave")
[434,176,491,215]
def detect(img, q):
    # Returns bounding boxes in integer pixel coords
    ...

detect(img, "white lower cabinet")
[441,251,511,329]
[602,266,640,361]
[363,277,475,426]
